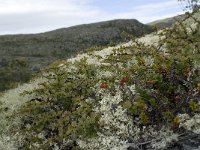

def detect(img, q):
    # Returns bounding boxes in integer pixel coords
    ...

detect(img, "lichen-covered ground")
[0,10,200,150]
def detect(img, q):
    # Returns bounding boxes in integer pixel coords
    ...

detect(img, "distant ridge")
[148,14,185,29]
[0,19,154,91]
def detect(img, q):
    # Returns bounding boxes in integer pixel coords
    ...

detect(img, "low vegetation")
[0,2,199,150]
[0,19,153,92]
[7,8,199,150]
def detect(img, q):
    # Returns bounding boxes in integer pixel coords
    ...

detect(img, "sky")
[0,0,185,35]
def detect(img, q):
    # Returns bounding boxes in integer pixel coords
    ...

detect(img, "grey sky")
[0,0,184,35]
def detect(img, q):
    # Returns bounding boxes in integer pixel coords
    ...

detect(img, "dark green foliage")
[19,60,100,149]
[0,58,32,91]
[103,9,200,126]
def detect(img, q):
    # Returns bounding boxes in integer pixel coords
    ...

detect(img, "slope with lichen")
[0,9,200,150]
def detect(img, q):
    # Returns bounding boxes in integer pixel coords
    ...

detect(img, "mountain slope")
[148,11,199,29]
[0,31,159,150]
[148,14,185,29]
[0,19,153,57]
[0,19,154,92]
[0,9,200,149]
[1,12,199,92]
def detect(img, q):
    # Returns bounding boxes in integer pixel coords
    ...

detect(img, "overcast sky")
[0,0,185,35]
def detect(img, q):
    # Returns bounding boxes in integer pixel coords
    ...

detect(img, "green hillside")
[0,8,199,150]
[0,19,154,92]
[148,14,185,29]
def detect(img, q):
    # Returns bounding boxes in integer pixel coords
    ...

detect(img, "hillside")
[0,9,199,150]
[148,12,200,29]
[148,14,185,29]
[0,19,154,92]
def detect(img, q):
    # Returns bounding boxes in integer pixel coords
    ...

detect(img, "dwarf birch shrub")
[16,7,200,150]
[18,60,101,149]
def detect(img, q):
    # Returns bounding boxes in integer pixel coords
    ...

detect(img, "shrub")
[16,7,200,150]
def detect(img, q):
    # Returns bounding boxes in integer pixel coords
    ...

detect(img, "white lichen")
[179,113,200,134]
